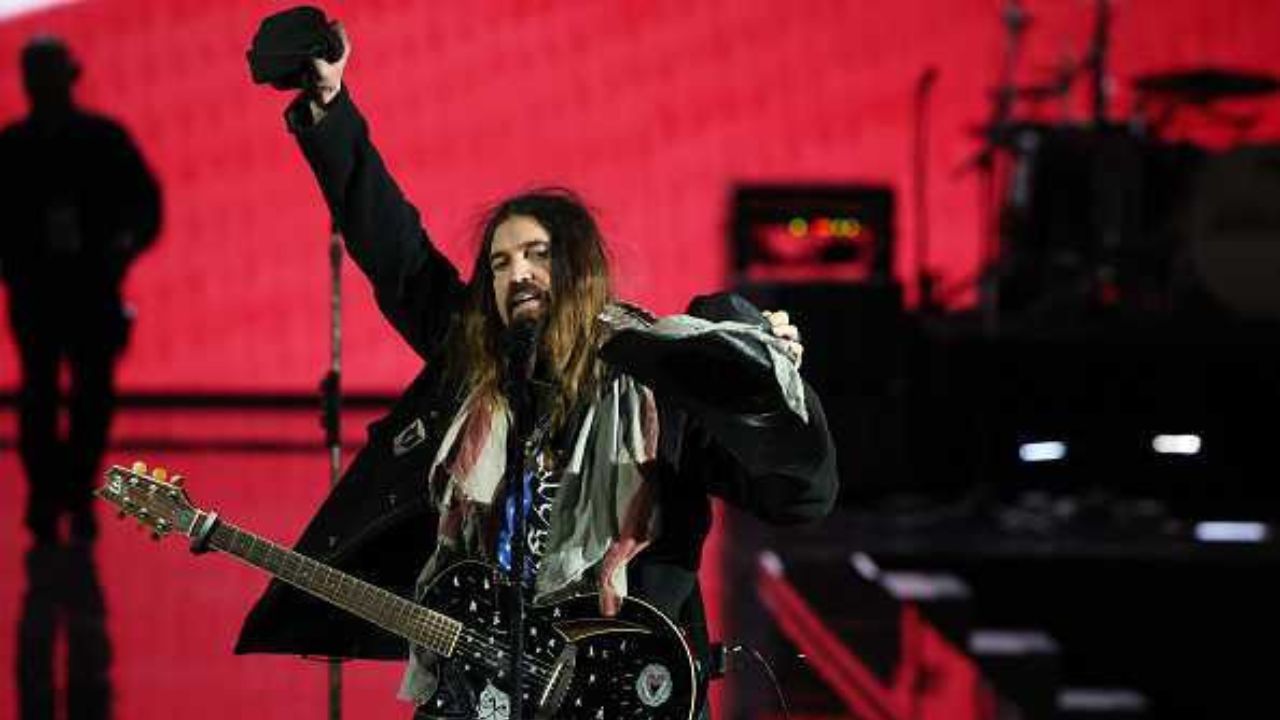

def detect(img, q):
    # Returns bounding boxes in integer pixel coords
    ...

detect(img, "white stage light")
[1153,434,1201,455]
[1194,521,1269,543]
[849,552,880,580]
[1019,441,1066,463]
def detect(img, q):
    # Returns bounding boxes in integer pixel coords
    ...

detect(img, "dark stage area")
[727,507,1280,719]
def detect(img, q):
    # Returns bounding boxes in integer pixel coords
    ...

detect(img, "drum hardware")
[1133,68,1280,105]
[959,0,1280,329]
[1184,145,1280,321]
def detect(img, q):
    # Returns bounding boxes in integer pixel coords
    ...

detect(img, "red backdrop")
[2,0,1274,393]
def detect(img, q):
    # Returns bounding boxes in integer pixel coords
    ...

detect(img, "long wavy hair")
[451,188,613,429]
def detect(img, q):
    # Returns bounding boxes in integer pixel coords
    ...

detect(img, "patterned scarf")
[399,371,659,705]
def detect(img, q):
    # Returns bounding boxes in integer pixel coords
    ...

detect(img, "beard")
[507,283,550,324]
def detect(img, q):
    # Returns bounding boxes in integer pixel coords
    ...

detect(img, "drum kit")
[971,0,1280,328]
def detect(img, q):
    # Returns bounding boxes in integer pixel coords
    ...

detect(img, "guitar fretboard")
[205,515,460,656]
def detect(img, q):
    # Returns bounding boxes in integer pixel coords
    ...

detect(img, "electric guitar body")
[416,561,695,719]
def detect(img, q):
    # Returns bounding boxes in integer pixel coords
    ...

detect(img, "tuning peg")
[153,467,168,482]
[131,461,148,474]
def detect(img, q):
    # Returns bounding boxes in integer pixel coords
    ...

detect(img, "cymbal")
[1134,67,1280,103]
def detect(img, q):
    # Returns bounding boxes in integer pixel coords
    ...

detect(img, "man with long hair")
[236,20,837,719]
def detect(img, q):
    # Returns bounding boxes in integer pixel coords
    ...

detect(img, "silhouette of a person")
[0,36,161,544]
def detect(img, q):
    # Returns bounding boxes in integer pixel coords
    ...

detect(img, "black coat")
[235,88,837,663]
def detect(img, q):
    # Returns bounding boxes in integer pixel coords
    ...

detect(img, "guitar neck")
[201,513,460,657]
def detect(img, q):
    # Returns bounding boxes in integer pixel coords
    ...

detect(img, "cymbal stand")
[975,0,1032,334]
[1084,0,1114,127]
[914,67,940,314]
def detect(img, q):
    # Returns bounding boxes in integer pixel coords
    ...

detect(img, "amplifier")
[730,184,895,285]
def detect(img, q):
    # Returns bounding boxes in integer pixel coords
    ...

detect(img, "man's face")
[490,215,553,327]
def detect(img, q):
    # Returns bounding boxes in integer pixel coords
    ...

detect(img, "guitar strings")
[209,525,563,689]
[454,627,556,682]
[456,628,555,677]
[397,601,556,681]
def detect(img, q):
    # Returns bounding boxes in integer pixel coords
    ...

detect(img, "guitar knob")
[153,467,168,482]
[131,461,148,474]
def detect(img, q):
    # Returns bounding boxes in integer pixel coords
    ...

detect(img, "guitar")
[96,463,698,719]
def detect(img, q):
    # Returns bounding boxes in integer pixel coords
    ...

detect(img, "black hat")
[246,6,344,89]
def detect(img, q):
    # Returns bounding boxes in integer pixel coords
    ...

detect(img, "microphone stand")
[979,0,1031,335]
[913,67,940,315]
[1085,0,1113,127]
[502,335,538,719]
[321,220,344,720]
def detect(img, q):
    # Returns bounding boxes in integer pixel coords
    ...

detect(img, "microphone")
[502,317,542,387]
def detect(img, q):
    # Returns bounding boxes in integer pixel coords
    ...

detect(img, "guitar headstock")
[97,462,200,540]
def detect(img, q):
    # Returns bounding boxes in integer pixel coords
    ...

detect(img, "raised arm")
[281,23,466,359]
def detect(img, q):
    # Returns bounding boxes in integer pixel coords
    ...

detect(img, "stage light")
[828,218,852,238]
[812,217,832,239]
[849,552,880,580]
[1018,440,1066,463]
[1193,521,1269,543]
[1152,434,1201,455]
[759,550,785,576]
